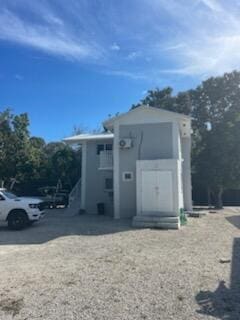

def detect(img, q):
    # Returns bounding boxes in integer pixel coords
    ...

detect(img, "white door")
[141,170,173,213]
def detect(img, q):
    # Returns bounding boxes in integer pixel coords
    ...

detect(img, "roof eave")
[103,105,192,129]
[63,133,114,144]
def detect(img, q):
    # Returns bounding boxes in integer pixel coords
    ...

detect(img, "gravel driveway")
[0,208,240,320]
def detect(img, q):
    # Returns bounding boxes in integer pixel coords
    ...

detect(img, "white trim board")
[113,123,120,219]
[80,141,87,210]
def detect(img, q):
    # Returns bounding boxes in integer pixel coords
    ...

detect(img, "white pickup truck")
[0,188,45,230]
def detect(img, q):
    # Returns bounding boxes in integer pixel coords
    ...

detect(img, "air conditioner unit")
[119,138,132,149]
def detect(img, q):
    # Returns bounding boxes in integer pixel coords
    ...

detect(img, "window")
[0,194,5,201]
[97,144,104,155]
[106,144,113,151]
[122,172,133,181]
[2,191,17,199]
[97,143,113,154]
[105,178,113,190]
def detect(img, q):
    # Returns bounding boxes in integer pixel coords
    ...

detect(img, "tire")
[7,210,29,230]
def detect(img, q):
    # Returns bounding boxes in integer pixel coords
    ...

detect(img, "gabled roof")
[103,105,191,129]
[63,133,114,144]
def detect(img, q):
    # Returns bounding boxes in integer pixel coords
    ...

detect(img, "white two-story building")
[64,105,192,229]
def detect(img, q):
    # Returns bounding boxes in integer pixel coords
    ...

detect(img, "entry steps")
[132,215,180,229]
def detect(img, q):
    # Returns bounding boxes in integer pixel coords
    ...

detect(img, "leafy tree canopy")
[0,109,81,194]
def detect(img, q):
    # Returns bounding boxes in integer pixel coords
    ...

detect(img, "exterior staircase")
[68,178,82,214]
[132,215,180,229]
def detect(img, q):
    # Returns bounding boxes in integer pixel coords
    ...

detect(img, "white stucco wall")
[81,139,114,215]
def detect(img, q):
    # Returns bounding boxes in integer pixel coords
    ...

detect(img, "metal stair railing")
[68,178,81,208]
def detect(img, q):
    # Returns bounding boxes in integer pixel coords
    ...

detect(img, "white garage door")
[141,170,173,213]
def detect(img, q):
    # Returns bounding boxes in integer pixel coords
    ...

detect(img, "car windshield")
[2,191,18,199]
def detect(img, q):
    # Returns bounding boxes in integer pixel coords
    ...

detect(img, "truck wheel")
[7,210,29,230]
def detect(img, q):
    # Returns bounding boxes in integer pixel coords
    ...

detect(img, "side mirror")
[0,195,5,201]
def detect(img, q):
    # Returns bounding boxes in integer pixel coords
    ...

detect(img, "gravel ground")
[0,208,240,320]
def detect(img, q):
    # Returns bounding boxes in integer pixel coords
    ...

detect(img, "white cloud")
[110,43,120,51]
[44,14,64,26]
[1,0,240,80]
[0,8,103,61]
[200,0,223,12]
[105,70,147,80]
[167,35,240,76]
[149,0,240,77]
[126,51,141,60]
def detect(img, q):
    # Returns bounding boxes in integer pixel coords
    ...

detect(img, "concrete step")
[68,197,81,209]
[132,215,180,229]
[187,211,208,218]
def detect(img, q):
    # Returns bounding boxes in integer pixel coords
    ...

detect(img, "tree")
[132,87,175,110]
[132,87,193,116]
[72,125,86,135]
[50,146,80,188]
[30,137,46,149]
[0,109,14,186]
[0,109,81,195]
[0,110,45,188]
[191,71,240,207]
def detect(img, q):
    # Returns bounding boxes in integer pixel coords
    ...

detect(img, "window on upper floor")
[106,144,113,151]
[97,144,105,155]
[97,143,113,154]
[105,178,113,190]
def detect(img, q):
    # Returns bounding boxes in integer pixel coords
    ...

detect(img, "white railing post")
[99,150,113,169]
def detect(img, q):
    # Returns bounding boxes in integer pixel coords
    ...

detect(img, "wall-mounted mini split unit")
[119,138,132,149]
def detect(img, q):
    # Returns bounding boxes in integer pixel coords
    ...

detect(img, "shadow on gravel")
[196,238,240,319]
[226,215,240,229]
[0,209,133,245]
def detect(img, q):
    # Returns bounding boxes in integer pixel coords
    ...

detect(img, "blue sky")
[0,0,240,141]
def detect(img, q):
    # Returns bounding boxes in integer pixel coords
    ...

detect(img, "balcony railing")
[99,150,113,170]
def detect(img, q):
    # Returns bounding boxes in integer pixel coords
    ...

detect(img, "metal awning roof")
[63,133,114,144]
